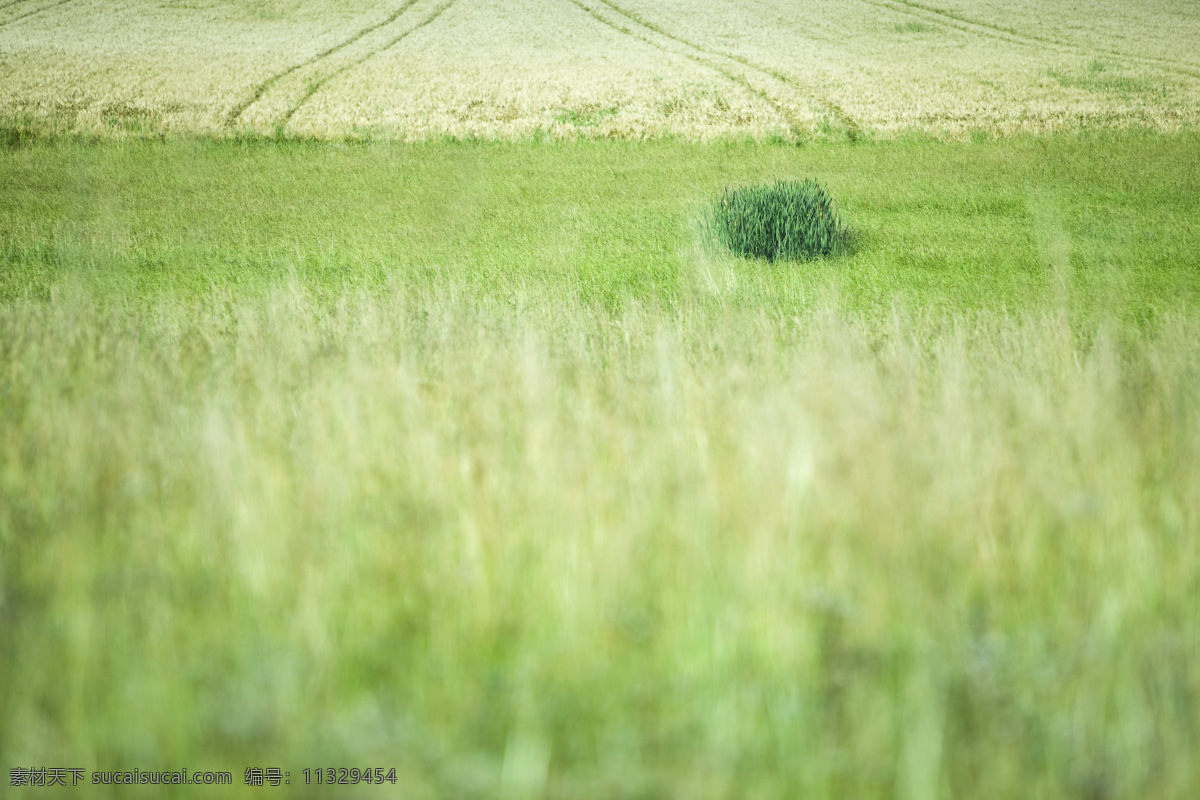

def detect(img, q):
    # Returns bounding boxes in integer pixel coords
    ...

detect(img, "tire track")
[562,0,804,137]
[594,0,862,138]
[225,0,421,127]
[857,0,1200,82]
[0,0,73,29]
[281,0,456,124]
[562,0,836,139]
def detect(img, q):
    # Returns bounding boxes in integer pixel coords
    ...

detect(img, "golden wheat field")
[2,0,1198,140]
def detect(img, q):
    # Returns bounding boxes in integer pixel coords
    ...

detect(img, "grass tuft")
[707,179,848,262]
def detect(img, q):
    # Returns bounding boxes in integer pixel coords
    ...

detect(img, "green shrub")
[708,179,847,262]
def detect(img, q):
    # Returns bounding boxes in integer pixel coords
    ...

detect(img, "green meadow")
[1,133,1198,798]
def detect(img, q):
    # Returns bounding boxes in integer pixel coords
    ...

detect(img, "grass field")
[2,133,1199,798]
[3,0,1200,798]
[2,0,1199,140]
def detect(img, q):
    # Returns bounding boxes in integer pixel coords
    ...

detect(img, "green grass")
[553,107,619,128]
[1047,59,1169,98]
[707,179,848,262]
[1,133,1199,799]
[893,22,935,34]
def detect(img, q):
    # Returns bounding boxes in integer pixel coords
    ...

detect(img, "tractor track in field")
[563,0,859,140]
[857,0,1200,82]
[0,0,73,29]
[281,0,456,124]
[594,0,862,138]
[561,0,805,137]
[225,0,423,127]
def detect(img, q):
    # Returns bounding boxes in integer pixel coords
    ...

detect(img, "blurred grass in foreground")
[1,134,1198,799]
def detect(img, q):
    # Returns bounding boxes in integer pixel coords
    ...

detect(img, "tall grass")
[1,273,1197,798]
[1,135,1198,798]
[707,179,848,261]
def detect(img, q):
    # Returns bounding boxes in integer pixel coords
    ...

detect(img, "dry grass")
[2,0,1197,140]
[5,276,1199,797]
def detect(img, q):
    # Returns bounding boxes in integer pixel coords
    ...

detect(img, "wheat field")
[2,0,1198,140]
